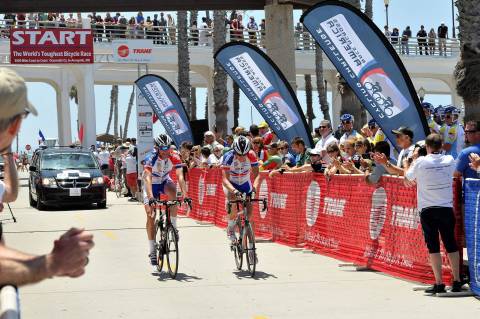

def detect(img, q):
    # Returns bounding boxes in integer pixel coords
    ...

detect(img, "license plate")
[69,188,81,196]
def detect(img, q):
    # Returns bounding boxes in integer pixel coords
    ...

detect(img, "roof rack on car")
[39,145,88,150]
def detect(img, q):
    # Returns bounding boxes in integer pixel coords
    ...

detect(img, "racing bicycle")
[152,197,192,279]
[227,193,267,277]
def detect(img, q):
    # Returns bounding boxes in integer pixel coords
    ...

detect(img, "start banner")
[176,168,465,285]
[10,29,93,64]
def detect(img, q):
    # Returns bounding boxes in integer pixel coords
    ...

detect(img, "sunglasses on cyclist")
[342,121,352,125]
[157,146,170,151]
[318,126,327,129]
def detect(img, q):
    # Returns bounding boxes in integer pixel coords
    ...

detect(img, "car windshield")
[41,153,98,170]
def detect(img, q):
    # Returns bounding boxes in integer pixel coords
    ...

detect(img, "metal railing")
[0,286,20,319]
[0,19,460,57]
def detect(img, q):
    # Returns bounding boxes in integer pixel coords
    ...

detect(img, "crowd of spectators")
[383,22,451,56]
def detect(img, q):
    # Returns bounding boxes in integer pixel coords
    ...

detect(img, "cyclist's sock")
[148,240,155,253]
[227,219,235,231]
[171,216,177,228]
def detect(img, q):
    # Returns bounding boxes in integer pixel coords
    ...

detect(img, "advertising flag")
[214,42,314,148]
[135,74,193,147]
[301,1,429,149]
[38,129,46,142]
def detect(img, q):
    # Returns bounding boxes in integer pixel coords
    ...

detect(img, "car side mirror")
[29,166,37,172]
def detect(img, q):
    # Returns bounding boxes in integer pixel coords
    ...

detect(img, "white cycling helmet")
[232,136,251,156]
[154,134,173,148]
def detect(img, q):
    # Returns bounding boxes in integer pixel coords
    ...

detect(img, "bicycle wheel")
[233,220,243,270]
[155,221,165,272]
[166,225,179,278]
[243,223,256,277]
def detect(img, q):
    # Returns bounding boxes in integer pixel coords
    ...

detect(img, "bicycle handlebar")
[153,198,193,209]
[227,195,268,214]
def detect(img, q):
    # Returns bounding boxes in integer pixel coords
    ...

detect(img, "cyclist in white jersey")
[221,136,260,243]
[143,134,188,266]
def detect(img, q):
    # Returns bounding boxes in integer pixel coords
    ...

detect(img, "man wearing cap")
[339,114,362,144]
[442,106,464,159]
[203,130,220,151]
[0,68,94,286]
[422,102,440,133]
[314,120,338,163]
[437,22,448,57]
[454,120,480,179]
[367,119,379,145]
[372,127,414,175]
[258,121,273,145]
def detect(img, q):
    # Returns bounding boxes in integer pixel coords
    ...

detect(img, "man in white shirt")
[404,133,462,294]
[314,120,338,164]
[391,126,415,169]
[125,150,138,200]
[97,145,111,174]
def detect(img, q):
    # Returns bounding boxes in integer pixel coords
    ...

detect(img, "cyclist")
[143,134,188,266]
[221,136,260,244]
[339,114,362,144]
[422,102,440,134]
[442,106,464,159]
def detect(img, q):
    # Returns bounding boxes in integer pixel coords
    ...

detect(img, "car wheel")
[97,201,107,209]
[29,186,36,207]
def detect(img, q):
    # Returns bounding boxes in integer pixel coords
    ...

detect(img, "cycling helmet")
[421,102,434,112]
[434,105,445,116]
[444,105,460,115]
[368,119,378,127]
[340,114,354,122]
[154,134,173,148]
[232,136,251,156]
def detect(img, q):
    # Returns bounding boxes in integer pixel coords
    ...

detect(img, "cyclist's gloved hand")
[234,190,242,198]
[148,198,156,207]
[251,187,257,199]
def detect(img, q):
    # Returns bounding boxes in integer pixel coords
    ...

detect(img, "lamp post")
[451,0,456,38]
[384,0,390,29]
[418,87,426,102]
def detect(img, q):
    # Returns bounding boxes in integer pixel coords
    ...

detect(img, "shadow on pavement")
[233,270,278,280]
[152,271,203,282]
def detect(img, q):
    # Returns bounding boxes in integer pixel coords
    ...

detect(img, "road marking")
[253,316,269,319]
[103,231,117,240]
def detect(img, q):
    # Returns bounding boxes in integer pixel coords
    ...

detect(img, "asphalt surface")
[2,174,479,318]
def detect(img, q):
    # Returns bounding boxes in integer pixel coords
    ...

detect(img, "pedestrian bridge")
[0,21,462,146]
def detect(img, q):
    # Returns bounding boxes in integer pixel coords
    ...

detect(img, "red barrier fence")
[173,168,464,284]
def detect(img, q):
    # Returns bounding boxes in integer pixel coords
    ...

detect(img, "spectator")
[401,26,412,55]
[158,13,168,44]
[366,141,393,184]
[392,126,415,168]
[404,133,461,294]
[93,15,104,42]
[167,14,176,45]
[190,145,202,168]
[342,139,356,161]
[117,15,127,39]
[384,25,391,39]
[261,142,282,171]
[417,25,428,55]
[469,153,480,176]
[104,13,114,41]
[454,121,480,179]
[270,148,323,177]
[339,114,362,144]
[252,136,268,163]
[234,126,246,137]
[97,145,110,175]
[247,16,258,45]
[145,16,154,40]
[0,68,94,286]
[203,130,220,150]
[291,137,310,167]
[191,20,199,46]
[442,106,464,159]
[200,146,213,167]
[128,17,136,39]
[315,120,338,164]
[199,17,209,46]
[390,27,399,47]
[224,135,234,148]
[428,28,437,55]
[136,11,144,25]
[324,143,342,177]
[278,141,296,167]
[259,19,266,47]
[258,121,273,145]
[66,13,77,28]
[125,150,138,201]
[211,144,224,164]
[152,14,161,44]
[437,22,448,56]
[249,124,260,138]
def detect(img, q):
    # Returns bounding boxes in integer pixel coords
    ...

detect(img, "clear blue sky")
[7,0,458,151]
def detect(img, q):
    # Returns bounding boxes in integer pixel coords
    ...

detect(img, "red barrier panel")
[180,168,464,284]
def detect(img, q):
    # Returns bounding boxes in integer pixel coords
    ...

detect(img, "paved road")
[3,178,479,318]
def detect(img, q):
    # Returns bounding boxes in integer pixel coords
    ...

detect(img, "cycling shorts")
[143,178,175,205]
[223,180,253,197]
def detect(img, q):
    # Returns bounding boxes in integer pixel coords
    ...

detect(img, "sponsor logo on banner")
[258,179,269,219]
[145,81,174,112]
[369,187,387,240]
[113,40,153,63]
[198,175,205,205]
[10,29,93,64]
[317,14,409,118]
[391,205,420,229]
[306,181,321,227]
[228,52,299,130]
[164,110,188,135]
[271,193,287,209]
[323,197,346,217]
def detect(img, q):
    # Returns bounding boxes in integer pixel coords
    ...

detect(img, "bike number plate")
[69,188,81,197]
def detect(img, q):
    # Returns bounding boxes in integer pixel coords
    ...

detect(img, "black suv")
[28,147,106,210]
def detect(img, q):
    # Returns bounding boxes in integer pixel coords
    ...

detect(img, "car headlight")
[91,177,104,185]
[42,178,57,187]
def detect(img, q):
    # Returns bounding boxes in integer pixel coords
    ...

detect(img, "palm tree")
[106,85,114,135]
[454,0,480,121]
[112,85,119,138]
[364,0,373,18]
[177,11,191,117]
[122,86,135,139]
[233,82,240,128]
[213,10,228,135]
[190,11,198,120]
[305,74,314,130]
[316,44,330,121]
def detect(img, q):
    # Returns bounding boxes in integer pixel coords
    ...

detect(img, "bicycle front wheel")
[244,223,256,277]
[233,221,243,270]
[166,225,179,278]
[156,221,164,272]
